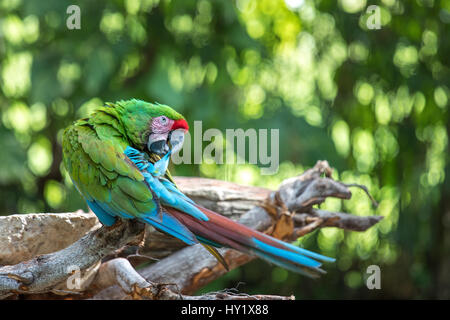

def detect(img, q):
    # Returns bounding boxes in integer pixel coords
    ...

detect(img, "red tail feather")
[165,204,293,254]
[164,204,333,277]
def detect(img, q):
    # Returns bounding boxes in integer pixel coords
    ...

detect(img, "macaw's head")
[113,99,189,156]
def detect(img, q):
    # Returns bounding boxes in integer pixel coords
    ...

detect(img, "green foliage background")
[0,0,449,298]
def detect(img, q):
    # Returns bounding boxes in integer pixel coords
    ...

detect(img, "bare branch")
[0,220,145,298]
[0,160,382,300]
[312,209,383,231]
[87,257,293,300]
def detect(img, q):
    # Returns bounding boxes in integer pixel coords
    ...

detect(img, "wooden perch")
[0,161,382,300]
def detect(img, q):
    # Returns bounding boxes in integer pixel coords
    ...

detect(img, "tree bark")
[0,161,382,300]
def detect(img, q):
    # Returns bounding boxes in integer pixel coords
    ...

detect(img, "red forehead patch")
[171,119,189,131]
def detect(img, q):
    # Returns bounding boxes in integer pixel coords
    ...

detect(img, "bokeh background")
[0,0,449,299]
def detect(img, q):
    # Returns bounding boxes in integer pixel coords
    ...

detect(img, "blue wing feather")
[139,213,198,245]
[125,146,209,221]
[90,197,198,245]
[86,199,117,226]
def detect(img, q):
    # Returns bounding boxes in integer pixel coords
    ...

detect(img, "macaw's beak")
[169,129,185,154]
[169,119,188,154]
[147,129,186,156]
[147,132,170,156]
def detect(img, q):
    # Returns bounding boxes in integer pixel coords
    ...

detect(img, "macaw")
[62,99,334,277]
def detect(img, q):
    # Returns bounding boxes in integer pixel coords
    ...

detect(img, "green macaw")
[62,99,334,277]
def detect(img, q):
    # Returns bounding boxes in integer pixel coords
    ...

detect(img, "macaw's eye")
[160,116,168,125]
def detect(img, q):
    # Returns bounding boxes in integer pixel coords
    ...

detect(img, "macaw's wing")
[62,123,198,245]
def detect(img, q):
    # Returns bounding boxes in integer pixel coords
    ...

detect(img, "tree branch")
[0,161,382,300]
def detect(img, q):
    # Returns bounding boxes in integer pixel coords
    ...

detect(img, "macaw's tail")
[165,205,335,278]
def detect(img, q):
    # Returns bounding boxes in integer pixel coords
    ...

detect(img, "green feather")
[116,176,153,202]
[62,99,168,222]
